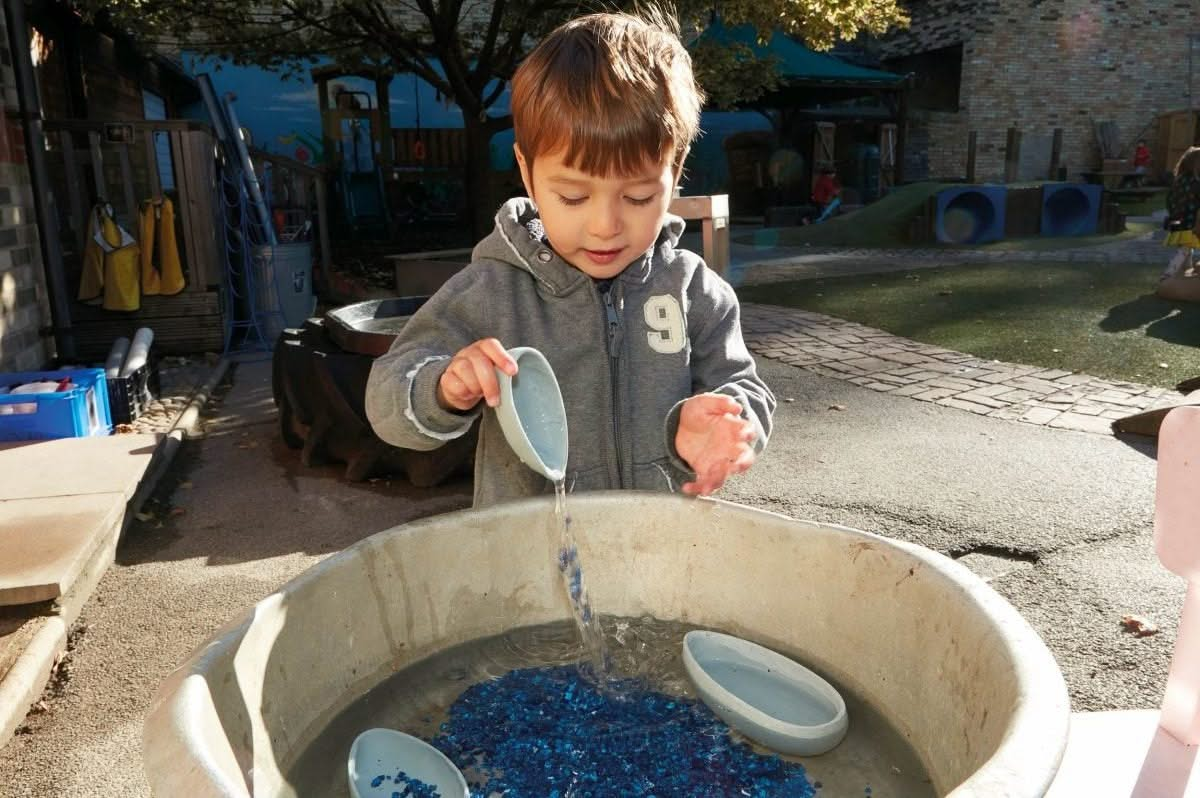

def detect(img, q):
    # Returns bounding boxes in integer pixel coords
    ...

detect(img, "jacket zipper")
[601,284,624,485]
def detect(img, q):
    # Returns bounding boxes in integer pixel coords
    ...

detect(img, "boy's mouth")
[583,248,623,265]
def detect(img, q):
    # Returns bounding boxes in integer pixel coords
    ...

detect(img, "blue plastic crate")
[0,368,112,441]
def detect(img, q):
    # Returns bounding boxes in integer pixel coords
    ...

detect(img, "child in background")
[365,11,775,508]
[1132,139,1152,186]
[805,167,842,224]
[1161,146,1200,281]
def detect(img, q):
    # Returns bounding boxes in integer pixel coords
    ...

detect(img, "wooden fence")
[43,118,225,357]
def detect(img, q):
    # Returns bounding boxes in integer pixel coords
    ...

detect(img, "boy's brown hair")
[510,10,704,178]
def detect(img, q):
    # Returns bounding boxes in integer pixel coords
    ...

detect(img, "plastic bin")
[0,368,112,440]
[251,242,316,344]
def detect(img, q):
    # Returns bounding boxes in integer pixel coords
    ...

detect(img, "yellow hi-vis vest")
[139,196,185,296]
[77,203,140,311]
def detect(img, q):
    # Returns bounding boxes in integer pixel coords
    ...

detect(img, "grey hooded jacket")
[365,197,775,507]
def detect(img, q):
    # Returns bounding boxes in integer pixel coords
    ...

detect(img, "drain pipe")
[4,0,75,361]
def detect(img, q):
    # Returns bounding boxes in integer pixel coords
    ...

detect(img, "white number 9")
[644,295,686,354]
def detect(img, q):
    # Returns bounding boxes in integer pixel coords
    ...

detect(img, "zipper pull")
[603,289,622,356]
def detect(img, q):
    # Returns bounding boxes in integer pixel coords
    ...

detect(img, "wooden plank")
[70,290,219,322]
[314,177,332,284]
[189,131,221,290]
[46,118,214,135]
[1004,127,1022,184]
[880,124,897,191]
[1049,128,1064,180]
[59,130,86,254]
[70,319,223,358]
[966,131,978,183]
[87,131,107,201]
[169,130,200,291]
[143,129,162,199]
[117,143,136,225]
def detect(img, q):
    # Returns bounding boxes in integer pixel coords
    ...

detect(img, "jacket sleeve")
[365,267,490,451]
[664,262,776,470]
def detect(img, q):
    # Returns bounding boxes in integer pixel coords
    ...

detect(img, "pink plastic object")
[1155,405,1200,745]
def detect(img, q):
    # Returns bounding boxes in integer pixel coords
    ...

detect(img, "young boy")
[365,11,775,507]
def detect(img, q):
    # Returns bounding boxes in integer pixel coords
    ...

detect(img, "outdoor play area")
[8,2,1200,797]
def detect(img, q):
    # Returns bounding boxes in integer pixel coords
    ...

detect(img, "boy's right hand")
[437,338,518,411]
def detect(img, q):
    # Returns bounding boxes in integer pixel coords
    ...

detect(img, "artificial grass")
[735,182,952,249]
[1114,189,1168,218]
[975,221,1155,251]
[738,260,1200,389]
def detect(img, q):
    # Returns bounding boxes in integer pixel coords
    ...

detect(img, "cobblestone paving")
[741,303,1181,435]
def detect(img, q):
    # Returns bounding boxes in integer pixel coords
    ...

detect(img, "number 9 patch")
[644,295,686,354]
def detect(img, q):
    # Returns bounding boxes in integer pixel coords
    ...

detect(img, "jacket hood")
[472,197,687,297]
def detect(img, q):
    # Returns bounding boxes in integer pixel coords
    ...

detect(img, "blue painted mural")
[180,55,770,194]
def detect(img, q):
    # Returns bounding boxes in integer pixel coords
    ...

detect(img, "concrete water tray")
[144,493,1070,796]
[324,297,429,357]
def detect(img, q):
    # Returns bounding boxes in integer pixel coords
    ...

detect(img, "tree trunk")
[463,116,497,240]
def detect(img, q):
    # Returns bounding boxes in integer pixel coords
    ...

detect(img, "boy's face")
[515,145,676,279]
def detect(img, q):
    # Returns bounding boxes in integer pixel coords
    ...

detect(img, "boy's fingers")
[480,338,517,375]
[471,355,503,407]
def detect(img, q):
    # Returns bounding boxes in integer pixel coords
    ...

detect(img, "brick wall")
[0,6,52,371]
[881,0,1196,182]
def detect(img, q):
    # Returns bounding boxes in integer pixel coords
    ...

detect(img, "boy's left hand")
[675,393,758,496]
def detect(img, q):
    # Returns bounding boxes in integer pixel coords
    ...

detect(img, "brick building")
[877,0,1199,183]
[0,3,51,371]
[0,0,202,370]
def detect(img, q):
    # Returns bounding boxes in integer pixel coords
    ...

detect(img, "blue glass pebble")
[428,665,816,797]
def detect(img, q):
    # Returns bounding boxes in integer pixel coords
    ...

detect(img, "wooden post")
[314,175,333,293]
[1004,127,1022,183]
[117,143,136,226]
[668,195,730,278]
[87,130,107,202]
[1049,128,1064,180]
[376,75,393,171]
[880,123,897,193]
[60,130,86,252]
[316,77,333,168]
[966,131,978,183]
[143,129,162,199]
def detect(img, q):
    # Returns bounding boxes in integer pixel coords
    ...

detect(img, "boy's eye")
[626,194,657,206]
[557,195,588,206]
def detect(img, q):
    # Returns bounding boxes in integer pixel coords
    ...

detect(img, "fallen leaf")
[1052,349,1061,353]
[1120,614,1159,637]
[1159,363,1170,369]
[135,512,154,523]
[784,397,795,403]
[828,404,847,411]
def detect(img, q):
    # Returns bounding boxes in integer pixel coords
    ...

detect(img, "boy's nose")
[588,199,623,240]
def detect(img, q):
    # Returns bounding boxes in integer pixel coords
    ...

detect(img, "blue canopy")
[699,21,906,87]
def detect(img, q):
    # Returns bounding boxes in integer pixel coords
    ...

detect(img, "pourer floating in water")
[348,728,468,798]
[494,346,568,481]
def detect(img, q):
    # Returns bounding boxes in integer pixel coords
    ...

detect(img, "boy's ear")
[514,144,535,200]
